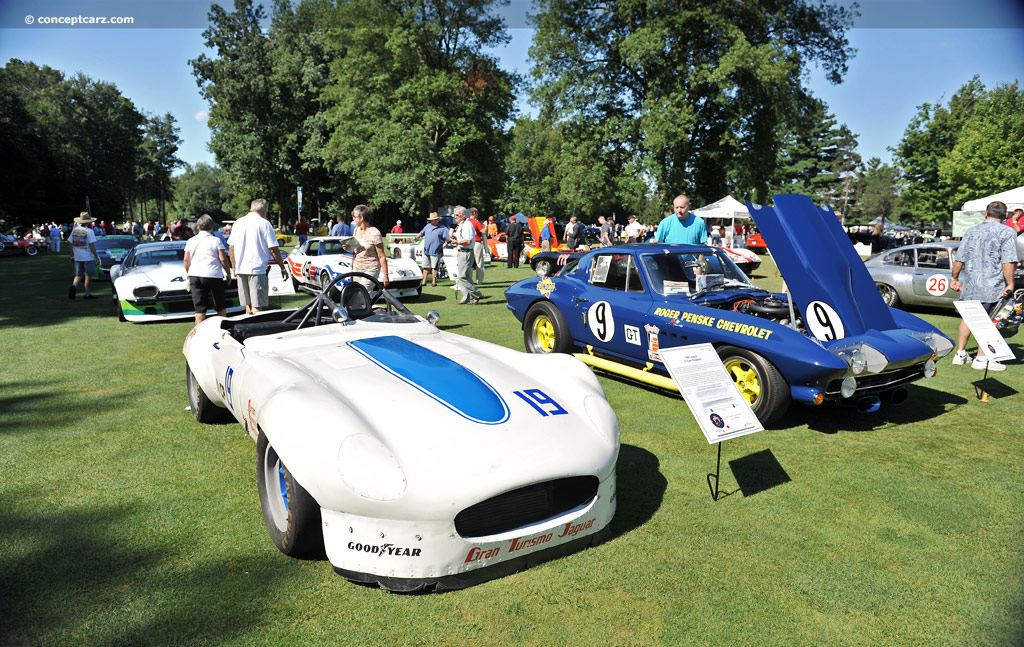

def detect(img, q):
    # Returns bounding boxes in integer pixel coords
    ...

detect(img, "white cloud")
[194,111,209,124]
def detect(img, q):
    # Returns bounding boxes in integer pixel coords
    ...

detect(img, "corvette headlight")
[840,377,857,398]
[923,359,937,378]
[906,331,954,359]
[832,342,888,375]
[338,433,407,501]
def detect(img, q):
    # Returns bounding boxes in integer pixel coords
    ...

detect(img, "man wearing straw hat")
[67,212,101,300]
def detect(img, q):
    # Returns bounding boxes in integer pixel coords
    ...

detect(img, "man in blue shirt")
[540,216,554,252]
[415,212,450,287]
[330,213,352,237]
[656,195,708,245]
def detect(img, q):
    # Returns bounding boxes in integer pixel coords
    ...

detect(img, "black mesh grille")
[454,476,599,538]
[826,365,923,396]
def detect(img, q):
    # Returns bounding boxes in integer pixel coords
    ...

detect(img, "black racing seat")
[339,282,374,320]
[231,320,301,342]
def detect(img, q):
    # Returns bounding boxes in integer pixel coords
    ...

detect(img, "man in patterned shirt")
[950,201,1019,371]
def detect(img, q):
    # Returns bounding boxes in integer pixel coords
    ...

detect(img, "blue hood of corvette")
[746,194,896,338]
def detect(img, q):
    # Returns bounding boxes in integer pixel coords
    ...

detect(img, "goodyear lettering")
[464,546,501,563]
[715,318,774,340]
[557,517,596,538]
[347,542,422,557]
[654,307,680,319]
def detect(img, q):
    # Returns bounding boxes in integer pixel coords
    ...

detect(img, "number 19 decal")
[514,389,568,417]
[805,300,845,341]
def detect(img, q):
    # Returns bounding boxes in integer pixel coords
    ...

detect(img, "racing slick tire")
[524,301,572,354]
[876,283,900,307]
[25,245,39,256]
[186,362,234,424]
[257,430,323,557]
[113,293,127,322]
[716,345,790,426]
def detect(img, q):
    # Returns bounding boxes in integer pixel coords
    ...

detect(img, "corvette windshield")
[641,250,756,296]
[95,238,139,251]
[136,248,185,266]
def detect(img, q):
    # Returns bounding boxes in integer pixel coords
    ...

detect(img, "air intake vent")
[455,476,598,538]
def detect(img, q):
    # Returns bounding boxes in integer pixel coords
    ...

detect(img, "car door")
[564,251,652,360]
[911,246,954,305]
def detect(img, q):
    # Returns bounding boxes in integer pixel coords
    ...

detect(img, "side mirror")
[426,310,440,326]
[109,264,123,281]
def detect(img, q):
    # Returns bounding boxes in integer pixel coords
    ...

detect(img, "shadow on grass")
[0,379,131,435]
[970,377,1019,400]
[609,444,666,539]
[727,448,791,498]
[781,383,970,434]
[0,492,294,646]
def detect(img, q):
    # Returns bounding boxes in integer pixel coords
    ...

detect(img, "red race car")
[0,233,48,257]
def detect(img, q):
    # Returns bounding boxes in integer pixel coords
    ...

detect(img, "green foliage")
[134,113,183,221]
[938,81,1024,207]
[321,0,518,215]
[171,163,240,220]
[849,157,905,223]
[0,59,149,225]
[526,0,855,209]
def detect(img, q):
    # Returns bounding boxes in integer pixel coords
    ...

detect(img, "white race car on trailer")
[183,273,619,591]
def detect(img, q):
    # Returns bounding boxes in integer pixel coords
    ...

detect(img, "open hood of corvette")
[746,194,896,341]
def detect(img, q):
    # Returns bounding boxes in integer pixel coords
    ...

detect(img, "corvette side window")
[883,251,913,266]
[917,248,950,269]
[589,254,644,292]
[308,241,319,256]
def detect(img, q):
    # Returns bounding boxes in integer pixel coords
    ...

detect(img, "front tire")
[876,283,900,307]
[113,293,126,322]
[186,362,234,423]
[717,345,790,425]
[535,259,553,276]
[257,430,322,556]
[524,301,571,354]
[25,245,39,256]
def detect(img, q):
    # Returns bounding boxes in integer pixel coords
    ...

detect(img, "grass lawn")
[1,250,1021,647]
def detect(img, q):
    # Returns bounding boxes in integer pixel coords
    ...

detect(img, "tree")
[172,163,239,220]
[850,158,903,224]
[526,0,855,209]
[938,81,1024,207]
[134,113,183,222]
[321,0,518,216]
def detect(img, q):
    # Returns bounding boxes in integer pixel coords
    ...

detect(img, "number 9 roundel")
[804,300,845,342]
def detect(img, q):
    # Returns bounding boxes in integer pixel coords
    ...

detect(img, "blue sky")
[1,1,1022,175]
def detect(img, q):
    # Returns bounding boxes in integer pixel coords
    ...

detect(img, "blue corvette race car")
[505,195,954,424]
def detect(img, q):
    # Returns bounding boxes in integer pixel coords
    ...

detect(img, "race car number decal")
[587,301,615,342]
[513,389,567,416]
[926,274,949,296]
[805,300,845,341]
[224,366,235,411]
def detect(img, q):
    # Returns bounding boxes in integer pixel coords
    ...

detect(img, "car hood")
[120,261,187,287]
[747,194,896,338]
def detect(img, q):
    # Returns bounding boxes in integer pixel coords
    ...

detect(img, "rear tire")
[716,345,790,425]
[876,283,900,307]
[186,362,234,424]
[257,430,322,556]
[524,301,571,354]
[25,245,39,256]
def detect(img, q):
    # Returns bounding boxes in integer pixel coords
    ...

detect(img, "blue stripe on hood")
[348,336,509,425]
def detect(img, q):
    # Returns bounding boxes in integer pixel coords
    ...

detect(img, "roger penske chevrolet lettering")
[184,270,618,592]
[505,194,953,425]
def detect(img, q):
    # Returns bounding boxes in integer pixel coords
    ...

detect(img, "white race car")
[111,241,293,322]
[390,239,460,280]
[288,236,423,298]
[183,273,619,592]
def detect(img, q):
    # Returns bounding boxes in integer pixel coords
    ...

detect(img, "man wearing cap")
[415,212,450,287]
[540,216,554,252]
[184,214,232,325]
[453,206,483,305]
[656,195,709,246]
[228,198,288,315]
[67,212,102,299]
[624,215,644,244]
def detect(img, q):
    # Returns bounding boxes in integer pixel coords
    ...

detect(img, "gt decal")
[587,301,615,342]
[926,274,949,296]
[624,325,641,345]
[654,307,681,320]
[224,366,235,411]
[805,300,845,341]
[514,389,568,416]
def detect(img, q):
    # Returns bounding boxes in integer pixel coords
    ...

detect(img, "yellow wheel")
[716,345,790,425]
[524,302,570,354]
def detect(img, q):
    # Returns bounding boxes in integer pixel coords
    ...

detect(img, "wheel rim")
[877,284,896,306]
[262,443,289,532]
[320,273,331,290]
[531,314,556,352]
[724,357,762,407]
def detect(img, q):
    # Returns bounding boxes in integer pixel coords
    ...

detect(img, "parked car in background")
[0,232,47,256]
[287,236,423,298]
[92,235,141,280]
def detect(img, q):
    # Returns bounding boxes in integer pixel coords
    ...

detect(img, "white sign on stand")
[953,300,1015,362]
[659,343,764,444]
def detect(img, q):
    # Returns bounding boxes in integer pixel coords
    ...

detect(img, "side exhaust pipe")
[856,396,881,413]
[884,387,909,406]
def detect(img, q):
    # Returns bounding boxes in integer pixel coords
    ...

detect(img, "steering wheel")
[283,271,391,329]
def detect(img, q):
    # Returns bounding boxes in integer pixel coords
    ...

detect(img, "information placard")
[659,343,764,444]
[953,300,1015,362]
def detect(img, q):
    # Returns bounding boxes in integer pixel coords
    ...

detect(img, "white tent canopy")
[692,195,751,221]
[961,186,1024,211]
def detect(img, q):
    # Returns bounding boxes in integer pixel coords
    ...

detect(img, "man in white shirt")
[453,206,483,305]
[184,214,232,325]
[227,198,287,314]
[67,212,101,299]
[625,215,644,244]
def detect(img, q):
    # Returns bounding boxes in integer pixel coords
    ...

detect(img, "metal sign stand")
[974,363,990,402]
[707,442,723,501]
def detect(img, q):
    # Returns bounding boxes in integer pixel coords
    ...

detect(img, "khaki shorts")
[237,273,269,308]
